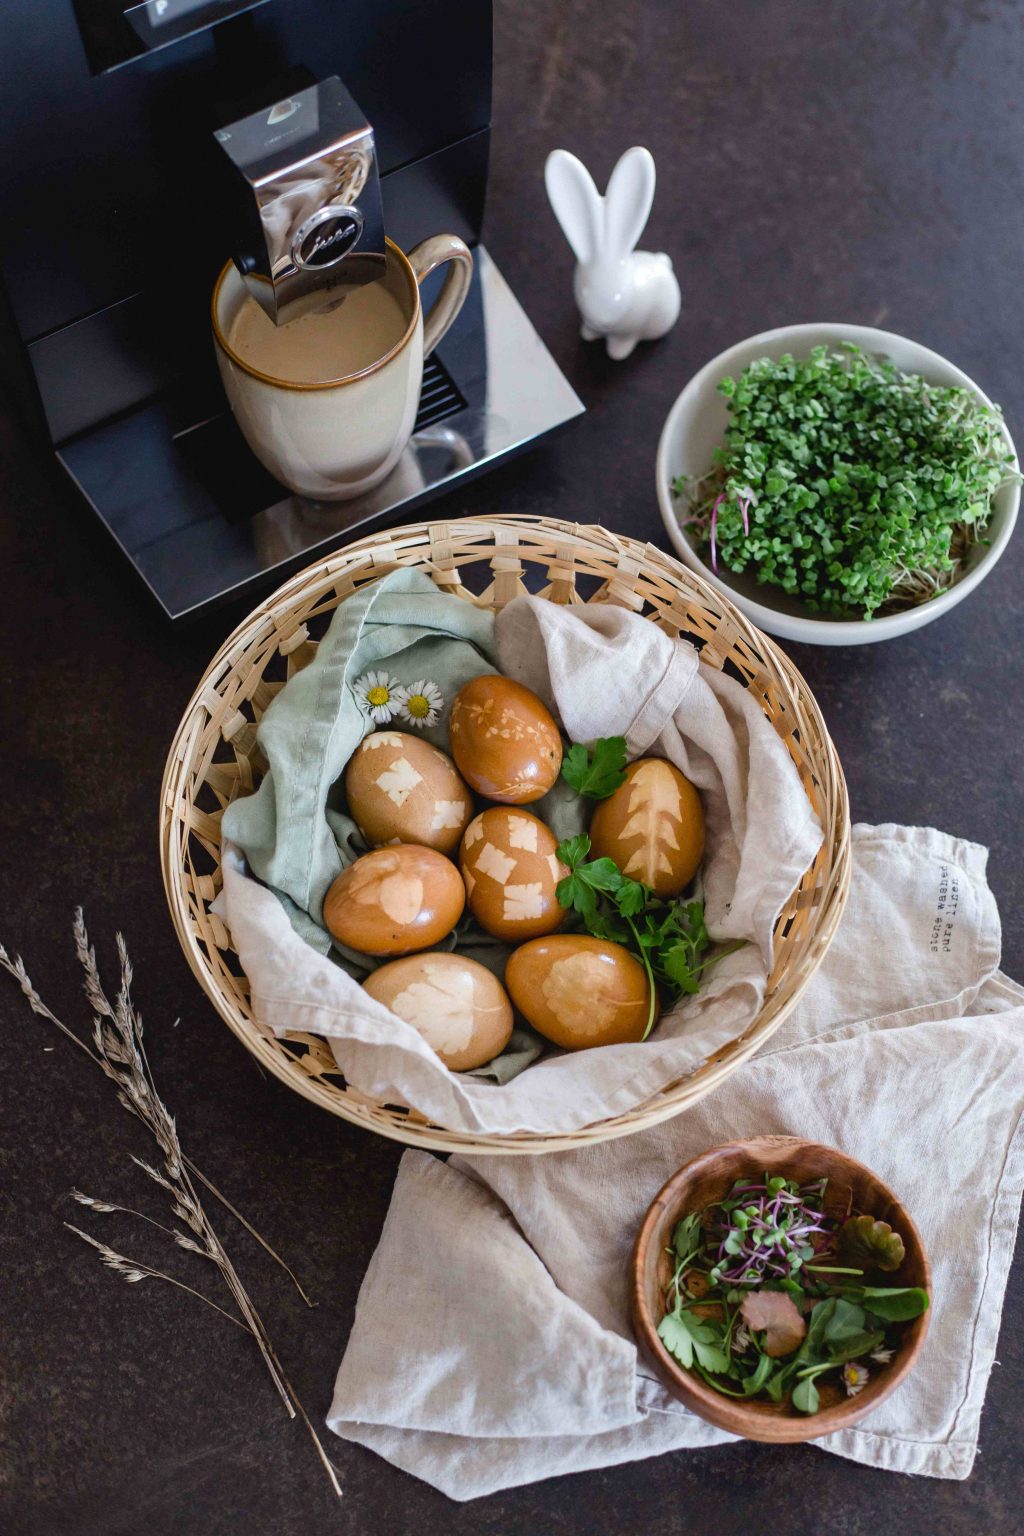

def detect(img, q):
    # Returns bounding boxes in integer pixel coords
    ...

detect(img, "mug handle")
[406,235,474,357]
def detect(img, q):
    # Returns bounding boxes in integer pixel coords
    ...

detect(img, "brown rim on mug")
[211,234,471,393]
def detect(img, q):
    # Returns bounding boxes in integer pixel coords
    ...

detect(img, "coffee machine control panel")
[215,76,387,325]
[73,0,271,73]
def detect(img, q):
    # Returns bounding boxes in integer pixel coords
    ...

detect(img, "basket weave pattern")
[160,516,850,1154]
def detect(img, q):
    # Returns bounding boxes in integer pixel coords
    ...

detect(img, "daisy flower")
[731,1322,751,1355]
[353,670,400,724]
[870,1346,894,1365]
[395,679,444,729]
[842,1361,870,1398]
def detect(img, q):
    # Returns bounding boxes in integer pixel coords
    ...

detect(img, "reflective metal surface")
[58,246,584,620]
[215,77,387,324]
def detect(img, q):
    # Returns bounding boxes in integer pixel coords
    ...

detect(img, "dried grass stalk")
[1,914,341,1498]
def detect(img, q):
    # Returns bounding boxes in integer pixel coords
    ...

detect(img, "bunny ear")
[544,150,603,264]
[603,146,655,259]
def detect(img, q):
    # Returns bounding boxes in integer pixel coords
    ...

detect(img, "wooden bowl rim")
[630,1134,932,1443]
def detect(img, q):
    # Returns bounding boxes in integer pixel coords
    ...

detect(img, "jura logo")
[305,220,356,260]
[292,205,364,271]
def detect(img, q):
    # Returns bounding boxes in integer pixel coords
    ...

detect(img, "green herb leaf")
[838,1215,906,1272]
[672,1213,703,1263]
[826,1330,885,1365]
[742,1353,775,1396]
[561,737,628,799]
[579,858,625,893]
[557,833,592,872]
[791,1376,820,1414]
[692,1340,731,1375]
[858,1287,930,1322]
[657,1312,694,1369]
[615,878,649,917]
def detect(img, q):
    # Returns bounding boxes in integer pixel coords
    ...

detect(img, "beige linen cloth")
[218,596,823,1135]
[327,824,1024,1495]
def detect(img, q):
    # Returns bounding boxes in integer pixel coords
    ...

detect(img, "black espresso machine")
[0,0,583,619]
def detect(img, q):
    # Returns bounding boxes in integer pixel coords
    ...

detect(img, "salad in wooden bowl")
[630,1135,931,1442]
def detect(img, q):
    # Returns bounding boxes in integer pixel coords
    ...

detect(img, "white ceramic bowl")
[656,323,1020,645]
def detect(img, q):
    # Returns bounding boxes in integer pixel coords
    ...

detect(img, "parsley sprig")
[560,736,628,799]
[556,835,739,1038]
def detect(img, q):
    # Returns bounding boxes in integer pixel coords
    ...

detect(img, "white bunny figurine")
[544,145,681,360]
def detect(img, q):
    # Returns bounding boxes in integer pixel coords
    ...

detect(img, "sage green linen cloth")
[220,567,499,955]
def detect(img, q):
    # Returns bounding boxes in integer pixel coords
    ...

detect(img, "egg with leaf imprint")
[587,758,704,898]
[362,952,513,1071]
[449,675,562,804]
[505,934,658,1049]
[323,844,464,956]
[345,730,472,854]
[459,807,568,940]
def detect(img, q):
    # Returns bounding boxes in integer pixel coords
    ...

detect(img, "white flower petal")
[353,670,401,722]
[393,678,444,729]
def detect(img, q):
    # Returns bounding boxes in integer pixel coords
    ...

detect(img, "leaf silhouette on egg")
[617,762,686,884]
[588,758,705,899]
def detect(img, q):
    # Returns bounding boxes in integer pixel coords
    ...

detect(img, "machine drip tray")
[57,246,583,621]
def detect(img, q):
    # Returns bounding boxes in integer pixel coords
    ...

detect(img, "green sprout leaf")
[673,345,1019,620]
[838,1214,906,1272]
[791,1376,820,1414]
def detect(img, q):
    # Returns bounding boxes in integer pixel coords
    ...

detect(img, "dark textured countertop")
[2,2,1022,1531]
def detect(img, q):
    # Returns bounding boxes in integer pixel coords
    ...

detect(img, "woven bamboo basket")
[160,516,850,1154]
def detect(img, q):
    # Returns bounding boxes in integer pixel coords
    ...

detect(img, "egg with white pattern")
[459,807,568,941]
[345,730,473,854]
[362,952,514,1071]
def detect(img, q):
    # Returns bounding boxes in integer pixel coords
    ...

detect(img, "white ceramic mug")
[212,235,473,501]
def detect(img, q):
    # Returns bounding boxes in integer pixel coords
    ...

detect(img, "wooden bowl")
[630,1135,931,1443]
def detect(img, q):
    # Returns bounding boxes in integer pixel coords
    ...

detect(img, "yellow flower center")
[407,693,431,718]
[366,686,390,707]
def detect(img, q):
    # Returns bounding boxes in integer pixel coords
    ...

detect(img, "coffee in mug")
[226,279,409,386]
[212,235,473,501]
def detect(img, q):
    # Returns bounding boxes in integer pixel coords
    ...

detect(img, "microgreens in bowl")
[657,1175,929,1414]
[674,343,1018,619]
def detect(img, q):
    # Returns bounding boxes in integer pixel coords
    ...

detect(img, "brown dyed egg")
[362,952,514,1071]
[505,935,658,1050]
[344,730,473,854]
[323,844,465,956]
[449,675,562,804]
[459,807,568,940]
[588,758,705,898]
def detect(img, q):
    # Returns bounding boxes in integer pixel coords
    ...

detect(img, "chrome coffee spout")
[215,76,386,325]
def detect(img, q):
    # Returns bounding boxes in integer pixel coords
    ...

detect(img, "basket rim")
[159,514,851,1154]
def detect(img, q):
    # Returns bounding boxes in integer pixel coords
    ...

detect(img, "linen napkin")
[217,574,822,1134]
[327,823,1024,1495]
